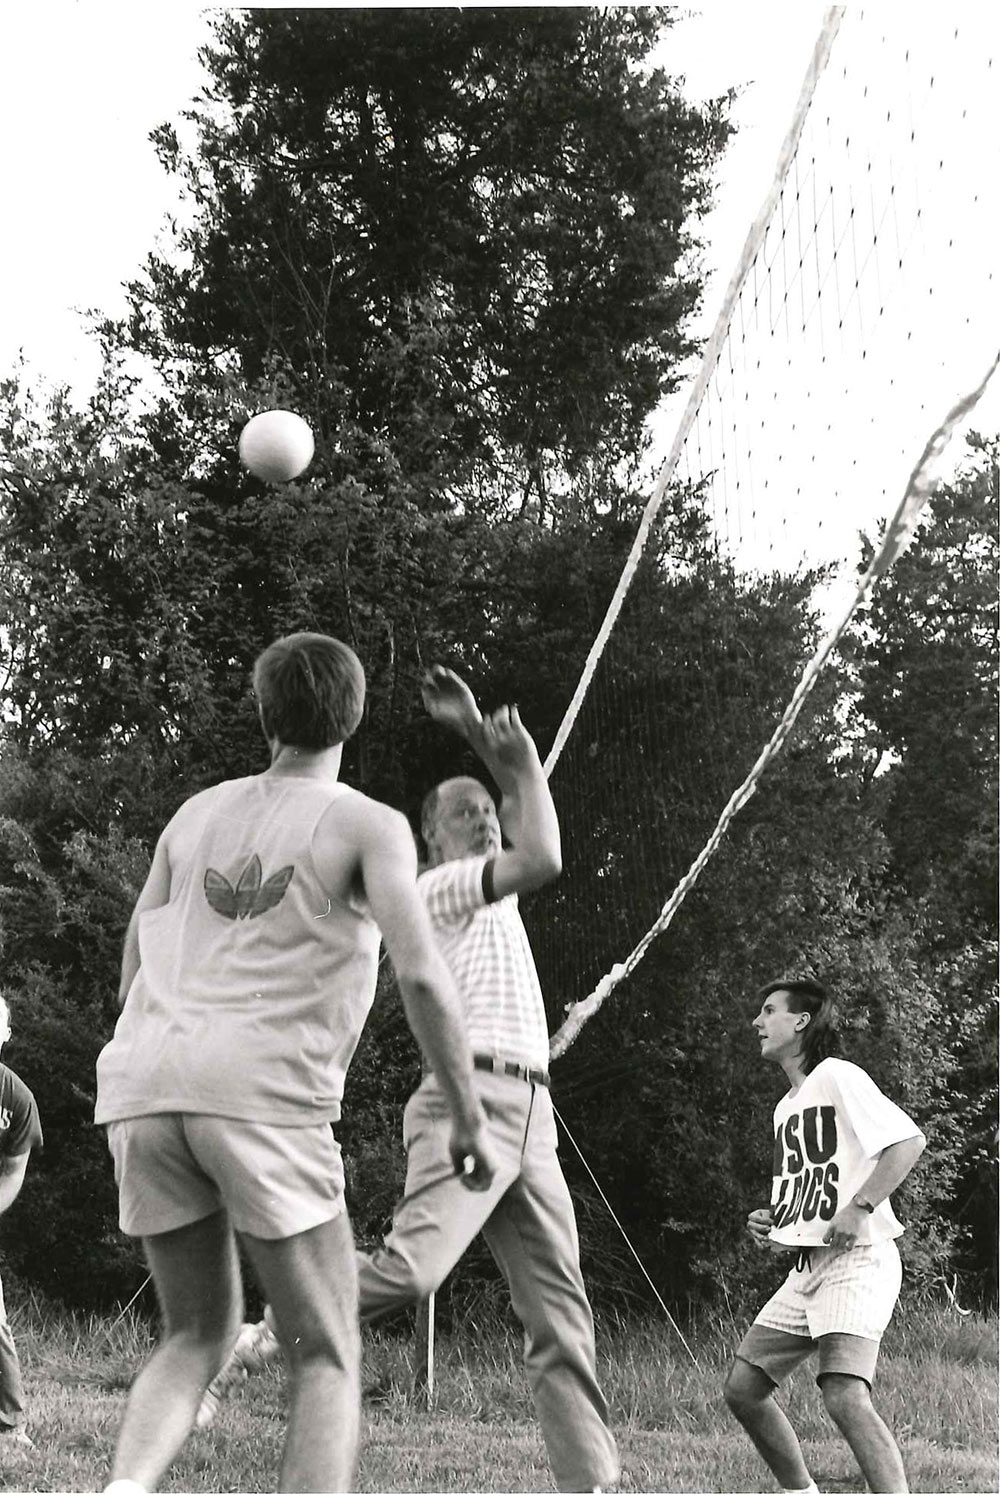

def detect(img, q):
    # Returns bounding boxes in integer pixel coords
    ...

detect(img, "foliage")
[0,10,994,1317]
[846,435,998,936]
[122,7,730,514]
[3,1281,996,1492]
[840,435,1000,1293]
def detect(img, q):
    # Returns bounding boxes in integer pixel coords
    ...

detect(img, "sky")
[1,3,996,572]
[0,3,831,393]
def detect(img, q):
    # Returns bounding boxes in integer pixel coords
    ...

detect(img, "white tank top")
[95,775,381,1126]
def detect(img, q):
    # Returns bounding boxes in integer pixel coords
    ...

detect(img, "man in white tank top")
[203,668,619,1494]
[95,634,496,1494]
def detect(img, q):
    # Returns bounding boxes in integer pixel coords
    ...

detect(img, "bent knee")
[724,1359,773,1416]
[161,1293,241,1348]
[820,1372,871,1423]
[281,1324,360,1374]
[403,1263,441,1302]
[359,1245,441,1308]
[161,1320,240,1374]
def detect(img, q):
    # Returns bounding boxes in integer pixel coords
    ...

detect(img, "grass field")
[1,1281,995,1493]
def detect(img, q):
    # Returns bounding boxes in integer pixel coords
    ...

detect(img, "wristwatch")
[852,1195,876,1213]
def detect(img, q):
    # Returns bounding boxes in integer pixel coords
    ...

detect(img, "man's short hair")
[253,633,365,750]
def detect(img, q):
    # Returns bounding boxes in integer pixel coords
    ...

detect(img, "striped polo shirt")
[418,854,550,1072]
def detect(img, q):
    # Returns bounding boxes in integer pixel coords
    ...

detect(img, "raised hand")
[421,665,483,740]
[477,704,540,784]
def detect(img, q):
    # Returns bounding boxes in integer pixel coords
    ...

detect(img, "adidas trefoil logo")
[204,854,294,920]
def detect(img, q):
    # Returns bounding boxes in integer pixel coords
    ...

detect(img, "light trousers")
[0,1269,25,1429]
[356,1070,619,1494]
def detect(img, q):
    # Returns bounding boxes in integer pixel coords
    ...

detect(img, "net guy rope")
[553,1101,699,1367]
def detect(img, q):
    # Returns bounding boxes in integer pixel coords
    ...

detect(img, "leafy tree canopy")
[117,7,730,520]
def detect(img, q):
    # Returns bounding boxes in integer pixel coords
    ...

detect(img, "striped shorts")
[755,1239,902,1341]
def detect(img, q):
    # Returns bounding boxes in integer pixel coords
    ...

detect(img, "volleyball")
[238,410,315,483]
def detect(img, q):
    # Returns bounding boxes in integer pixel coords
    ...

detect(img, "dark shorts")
[736,1323,881,1388]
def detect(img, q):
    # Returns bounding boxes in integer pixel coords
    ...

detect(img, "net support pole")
[412,1291,436,1408]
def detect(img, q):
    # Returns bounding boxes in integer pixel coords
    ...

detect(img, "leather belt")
[473,1054,550,1087]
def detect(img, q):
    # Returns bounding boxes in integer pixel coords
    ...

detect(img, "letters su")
[772,1105,839,1227]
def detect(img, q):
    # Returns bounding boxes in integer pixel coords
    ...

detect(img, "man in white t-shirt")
[724,978,926,1494]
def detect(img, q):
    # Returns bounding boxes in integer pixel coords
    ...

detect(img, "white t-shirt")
[418,855,550,1072]
[768,1057,923,1248]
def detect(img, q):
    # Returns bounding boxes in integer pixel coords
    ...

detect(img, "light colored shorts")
[106,1112,346,1241]
[737,1240,902,1387]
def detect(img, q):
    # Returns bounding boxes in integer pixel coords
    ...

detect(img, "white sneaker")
[195,1320,281,1431]
[236,1318,281,1372]
[2,1428,35,1450]
[195,1362,246,1431]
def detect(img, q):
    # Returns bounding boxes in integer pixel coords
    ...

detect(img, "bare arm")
[118,832,173,1006]
[823,1133,927,1252]
[0,1150,30,1217]
[422,667,561,899]
[358,804,496,1189]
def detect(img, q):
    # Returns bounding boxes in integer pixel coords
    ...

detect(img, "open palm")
[421,666,483,738]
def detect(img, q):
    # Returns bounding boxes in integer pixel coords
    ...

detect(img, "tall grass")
[1,1278,996,1492]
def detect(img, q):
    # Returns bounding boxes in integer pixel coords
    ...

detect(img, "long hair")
[253,633,365,749]
[759,977,840,1074]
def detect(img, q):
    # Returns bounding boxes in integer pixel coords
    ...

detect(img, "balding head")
[421,777,501,866]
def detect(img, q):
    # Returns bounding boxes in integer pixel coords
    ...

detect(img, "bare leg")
[240,1209,359,1494]
[109,1210,242,1490]
[820,1374,908,1493]
[723,1358,813,1491]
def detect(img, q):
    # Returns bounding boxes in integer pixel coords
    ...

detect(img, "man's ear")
[794,1012,811,1032]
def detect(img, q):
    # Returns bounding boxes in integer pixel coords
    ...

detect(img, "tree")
[2,8,990,1317]
[841,435,999,1297]
[847,436,998,939]
[116,7,730,519]
[0,10,735,1308]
